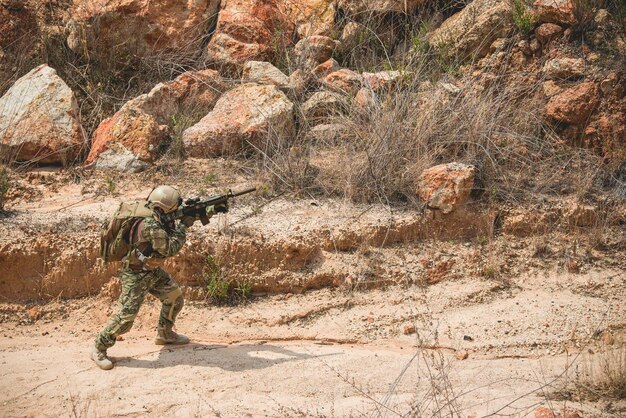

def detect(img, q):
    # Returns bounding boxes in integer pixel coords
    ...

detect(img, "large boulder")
[429,0,514,60]
[417,163,475,214]
[546,82,599,125]
[0,65,86,164]
[86,70,225,168]
[205,0,294,75]
[69,0,220,59]
[182,84,295,157]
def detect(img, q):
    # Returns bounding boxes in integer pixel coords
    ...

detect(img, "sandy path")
[1,269,624,417]
[0,335,575,418]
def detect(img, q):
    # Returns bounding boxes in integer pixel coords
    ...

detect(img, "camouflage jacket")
[126,217,187,269]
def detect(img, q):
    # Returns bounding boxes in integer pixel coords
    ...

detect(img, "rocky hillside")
[0,0,624,301]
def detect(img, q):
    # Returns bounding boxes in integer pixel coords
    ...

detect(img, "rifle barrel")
[231,187,257,197]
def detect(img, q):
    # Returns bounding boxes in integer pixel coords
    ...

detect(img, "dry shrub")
[256,68,608,208]
[555,343,626,401]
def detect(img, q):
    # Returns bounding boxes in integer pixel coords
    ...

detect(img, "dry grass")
[553,342,626,402]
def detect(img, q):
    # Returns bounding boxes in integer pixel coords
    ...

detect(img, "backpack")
[99,200,154,262]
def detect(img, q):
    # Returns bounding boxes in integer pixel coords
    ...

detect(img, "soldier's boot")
[91,345,114,370]
[154,325,189,345]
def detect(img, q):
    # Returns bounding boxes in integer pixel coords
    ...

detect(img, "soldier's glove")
[207,202,228,215]
[214,202,229,213]
[181,215,196,227]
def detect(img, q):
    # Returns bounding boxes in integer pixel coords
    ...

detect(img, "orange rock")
[417,163,475,214]
[69,0,220,58]
[533,0,575,25]
[295,35,340,70]
[312,58,340,78]
[403,324,416,335]
[205,0,294,74]
[546,82,599,125]
[535,23,563,45]
[86,70,225,167]
[324,69,363,95]
[455,350,469,360]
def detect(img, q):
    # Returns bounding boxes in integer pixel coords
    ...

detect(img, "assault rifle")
[162,187,256,226]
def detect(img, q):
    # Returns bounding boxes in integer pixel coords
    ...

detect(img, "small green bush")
[203,255,251,304]
[513,0,536,35]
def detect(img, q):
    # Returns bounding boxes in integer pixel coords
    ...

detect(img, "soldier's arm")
[143,218,187,257]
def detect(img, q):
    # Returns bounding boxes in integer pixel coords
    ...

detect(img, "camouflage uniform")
[95,217,187,351]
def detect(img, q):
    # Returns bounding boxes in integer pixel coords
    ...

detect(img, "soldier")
[91,185,227,370]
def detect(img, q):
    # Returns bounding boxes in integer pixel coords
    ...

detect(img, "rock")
[283,0,336,38]
[69,0,220,58]
[339,21,366,52]
[535,406,582,418]
[324,69,363,95]
[94,147,150,173]
[300,91,346,121]
[429,0,514,60]
[182,84,295,157]
[594,9,612,26]
[533,0,575,25]
[87,70,225,166]
[535,23,563,44]
[362,71,403,92]
[546,82,599,125]
[542,80,563,97]
[288,69,317,98]
[354,88,376,108]
[438,82,462,95]
[403,324,416,335]
[312,58,340,78]
[0,65,86,165]
[305,123,346,143]
[565,202,597,227]
[242,61,289,87]
[542,58,585,79]
[338,0,424,14]
[205,0,294,75]
[417,163,475,214]
[455,350,469,360]
[295,35,340,70]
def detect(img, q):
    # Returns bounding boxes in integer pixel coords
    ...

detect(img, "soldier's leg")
[95,269,151,351]
[149,268,188,345]
[149,268,184,327]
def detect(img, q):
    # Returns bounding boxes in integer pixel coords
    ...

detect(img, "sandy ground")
[1,269,624,417]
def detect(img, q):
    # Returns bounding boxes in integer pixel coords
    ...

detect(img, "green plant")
[203,255,252,304]
[0,165,10,212]
[204,255,229,302]
[512,0,536,36]
[234,280,252,300]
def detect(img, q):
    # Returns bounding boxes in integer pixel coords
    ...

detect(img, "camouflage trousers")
[95,267,184,351]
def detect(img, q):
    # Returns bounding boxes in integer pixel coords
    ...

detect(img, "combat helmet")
[147,185,182,214]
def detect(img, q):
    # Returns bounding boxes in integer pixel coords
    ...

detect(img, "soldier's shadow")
[114,342,336,371]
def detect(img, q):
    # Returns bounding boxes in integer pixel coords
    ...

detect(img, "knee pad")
[164,288,184,322]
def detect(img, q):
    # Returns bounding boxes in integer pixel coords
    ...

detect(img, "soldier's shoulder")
[142,217,164,233]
